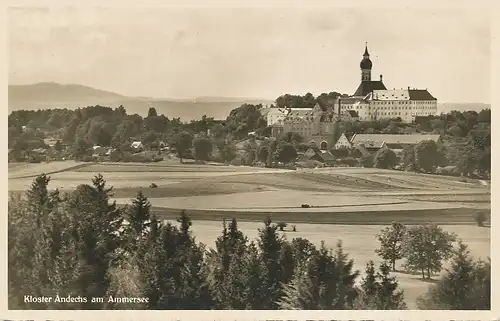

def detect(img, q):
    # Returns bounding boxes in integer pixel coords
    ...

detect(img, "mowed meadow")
[8,160,491,308]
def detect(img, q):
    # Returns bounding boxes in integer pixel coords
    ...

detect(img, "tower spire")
[360,42,372,81]
[364,42,369,57]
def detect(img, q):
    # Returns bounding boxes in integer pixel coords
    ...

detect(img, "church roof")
[368,89,437,101]
[345,110,359,117]
[408,89,437,101]
[353,81,387,97]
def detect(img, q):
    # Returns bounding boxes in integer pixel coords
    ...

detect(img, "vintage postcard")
[2,0,496,320]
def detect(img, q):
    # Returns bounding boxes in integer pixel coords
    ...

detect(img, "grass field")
[178,220,490,309]
[9,161,490,224]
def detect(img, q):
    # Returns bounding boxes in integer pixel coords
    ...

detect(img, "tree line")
[8,174,490,310]
[8,95,490,177]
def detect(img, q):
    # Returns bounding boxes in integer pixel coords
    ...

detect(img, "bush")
[301,204,311,208]
[150,183,158,188]
[28,155,43,163]
[80,155,96,162]
[276,222,287,231]
[340,157,358,167]
[230,157,244,166]
[152,155,164,162]
[474,212,487,227]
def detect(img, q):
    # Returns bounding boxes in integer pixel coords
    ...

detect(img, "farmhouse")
[333,133,352,149]
[297,146,336,165]
[131,141,144,151]
[350,133,442,154]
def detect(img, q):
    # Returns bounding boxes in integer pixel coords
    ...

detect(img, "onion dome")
[360,43,372,69]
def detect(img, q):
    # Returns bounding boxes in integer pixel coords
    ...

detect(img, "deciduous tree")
[375,222,407,271]
[403,224,456,279]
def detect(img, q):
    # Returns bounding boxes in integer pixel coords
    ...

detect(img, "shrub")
[301,204,311,208]
[474,212,487,227]
[149,183,158,188]
[80,155,96,162]
[340,157,358,167]
[230,157,244,166]
[276,222,287,231]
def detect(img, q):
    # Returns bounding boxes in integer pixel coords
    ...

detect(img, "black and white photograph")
[5,1,492,316]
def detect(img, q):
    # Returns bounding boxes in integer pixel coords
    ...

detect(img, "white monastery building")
[263,44,439,150]
[339,44,438,123]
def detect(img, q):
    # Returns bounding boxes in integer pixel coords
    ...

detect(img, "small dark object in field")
[301,204,311,208]
[150,183,158,188]
[276,221,287,231]
[474,211,487,227]
[292,225,297,232]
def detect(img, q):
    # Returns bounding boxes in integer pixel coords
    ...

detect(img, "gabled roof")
[319,151,335,161]
[351,133,441,146]
[308,146,322,154]
[368,89,437,101]
[353,81,387,97]
[345,110,359,117]
[408,89,437,101]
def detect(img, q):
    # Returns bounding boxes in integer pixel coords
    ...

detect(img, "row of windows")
[372,100,435,105]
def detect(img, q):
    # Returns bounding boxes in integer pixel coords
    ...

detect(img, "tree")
[54,140,63,152]
[175,131,193,163]
[401,145,416,171]
[193,137,213,161]
[276,142,297,164]
[374,148,399,169]
[147,107,158,117]
[457,149,478,177]
[375,262,406,309]
[205,218,249,309]
[416,241,490,310]
[124,190,151,252]
[359,153,375,168]
[279,132,303,144]
[354,261,406,310]
[278,241,358,310]
[402,224,456,279]
[414,140,444,173]
[257,218,285,309]
[375,222,407,271]
[256,145,270,163]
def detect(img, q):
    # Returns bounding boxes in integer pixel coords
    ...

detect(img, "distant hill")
[8,83,274,121]
[438,102,490,113]
[9,83,489,120]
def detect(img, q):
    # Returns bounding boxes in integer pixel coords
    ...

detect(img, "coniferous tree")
[332,241,360,309]
[376,262,406,309]
[354,261,406,310]
[279,241,358,310]
[123,190,151,254]
[257,218,285,309]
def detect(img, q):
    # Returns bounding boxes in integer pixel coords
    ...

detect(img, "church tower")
[360,43,372,81]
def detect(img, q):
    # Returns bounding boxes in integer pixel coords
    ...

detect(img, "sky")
[8,6,490,103]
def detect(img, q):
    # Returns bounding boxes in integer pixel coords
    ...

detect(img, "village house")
[297,146,336,165]
[333,133,352,149]
[92,145,108,156]
[349,133,442,155]
[131,141,144,151]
